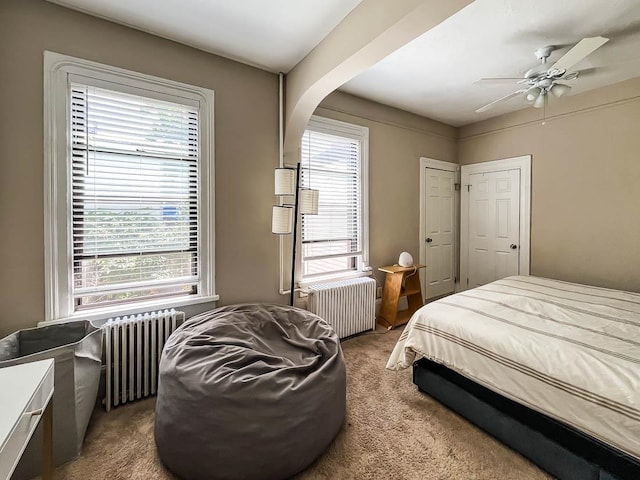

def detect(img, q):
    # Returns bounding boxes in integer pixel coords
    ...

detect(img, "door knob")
[426,238,433,243]
[510,244,518,250]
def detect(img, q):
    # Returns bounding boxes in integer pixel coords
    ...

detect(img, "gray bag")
[0,321,102,479]
[155,304,346,480]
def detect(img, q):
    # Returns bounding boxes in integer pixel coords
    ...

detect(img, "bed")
[386,275,640,480]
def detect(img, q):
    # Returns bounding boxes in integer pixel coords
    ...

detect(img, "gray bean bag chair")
[154,304,346,480]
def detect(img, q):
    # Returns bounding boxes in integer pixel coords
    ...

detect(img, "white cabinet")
[0,359,54,480]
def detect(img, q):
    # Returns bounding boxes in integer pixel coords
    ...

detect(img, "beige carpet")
[53,328,551,480]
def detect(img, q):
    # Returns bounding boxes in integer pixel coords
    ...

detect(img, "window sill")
[298,270,372,290]
[40,293,220,326]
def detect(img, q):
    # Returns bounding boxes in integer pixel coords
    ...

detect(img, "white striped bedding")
[386,275,640,459]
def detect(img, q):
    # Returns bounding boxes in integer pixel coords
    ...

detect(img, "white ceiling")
[47,0,640,126]
[342,0,640,125]
[46,0,363,72]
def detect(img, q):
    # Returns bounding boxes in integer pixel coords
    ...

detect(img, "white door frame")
[419,158,460,300]
[460,155,531,291]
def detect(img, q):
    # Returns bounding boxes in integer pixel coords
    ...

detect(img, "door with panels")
[424,167,456,300]
[467,169,520,288]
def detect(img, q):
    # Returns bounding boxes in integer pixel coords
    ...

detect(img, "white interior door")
[468,169,520,288]
[425,168,455,299]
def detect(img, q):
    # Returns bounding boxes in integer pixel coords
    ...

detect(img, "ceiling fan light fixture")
[475,37,606,115]
[526,87,541,102]
[550,83,571,98]
[533,92,546,108]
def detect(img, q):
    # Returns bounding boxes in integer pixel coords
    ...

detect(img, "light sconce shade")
[533,92,546,109]
[272,205,293,234]
[550,83,571,98]
[299,188,319,215]
[274,168,296,196]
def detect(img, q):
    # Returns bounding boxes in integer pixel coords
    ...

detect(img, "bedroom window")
[299,116,369,282]
[44,52,217,322]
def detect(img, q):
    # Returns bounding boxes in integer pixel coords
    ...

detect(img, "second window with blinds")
[299,116,369,283]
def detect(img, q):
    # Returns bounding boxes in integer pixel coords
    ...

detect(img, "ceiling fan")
[475,36,609,113]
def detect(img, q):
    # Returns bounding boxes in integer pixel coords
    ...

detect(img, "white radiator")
[102,309,185,411]
[307,277,376,338]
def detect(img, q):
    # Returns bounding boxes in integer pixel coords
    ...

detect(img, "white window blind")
[70,84,199,308]
[300,123,366,279]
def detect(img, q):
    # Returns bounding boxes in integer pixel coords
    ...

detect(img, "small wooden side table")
[377,264,425,329]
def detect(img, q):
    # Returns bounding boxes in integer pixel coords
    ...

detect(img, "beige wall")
[4,0,635,339]
[0,0,281,336]
[458,78,640,292]
[0,0,458,336]
[317,91,457,287]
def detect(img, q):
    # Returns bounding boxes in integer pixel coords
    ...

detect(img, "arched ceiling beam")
[283,0,473,162]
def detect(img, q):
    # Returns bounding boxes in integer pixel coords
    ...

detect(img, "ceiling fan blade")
[475,89,528,113]
[550,36,609,72]
[475,77,524,83]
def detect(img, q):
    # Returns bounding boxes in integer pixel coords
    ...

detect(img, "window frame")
[44,51,217,323]
[297,115,370,287]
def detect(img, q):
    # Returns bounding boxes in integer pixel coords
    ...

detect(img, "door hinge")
[454,183,461,191]
[466,184,471,192]
[467,277,469,285]
[454,276,458,283]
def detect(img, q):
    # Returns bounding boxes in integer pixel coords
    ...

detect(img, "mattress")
[387,275,640,459]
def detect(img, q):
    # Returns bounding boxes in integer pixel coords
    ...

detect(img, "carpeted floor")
[52,327,551,480]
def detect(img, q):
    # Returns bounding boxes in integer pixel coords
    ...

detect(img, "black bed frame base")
[413,359,640,480]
